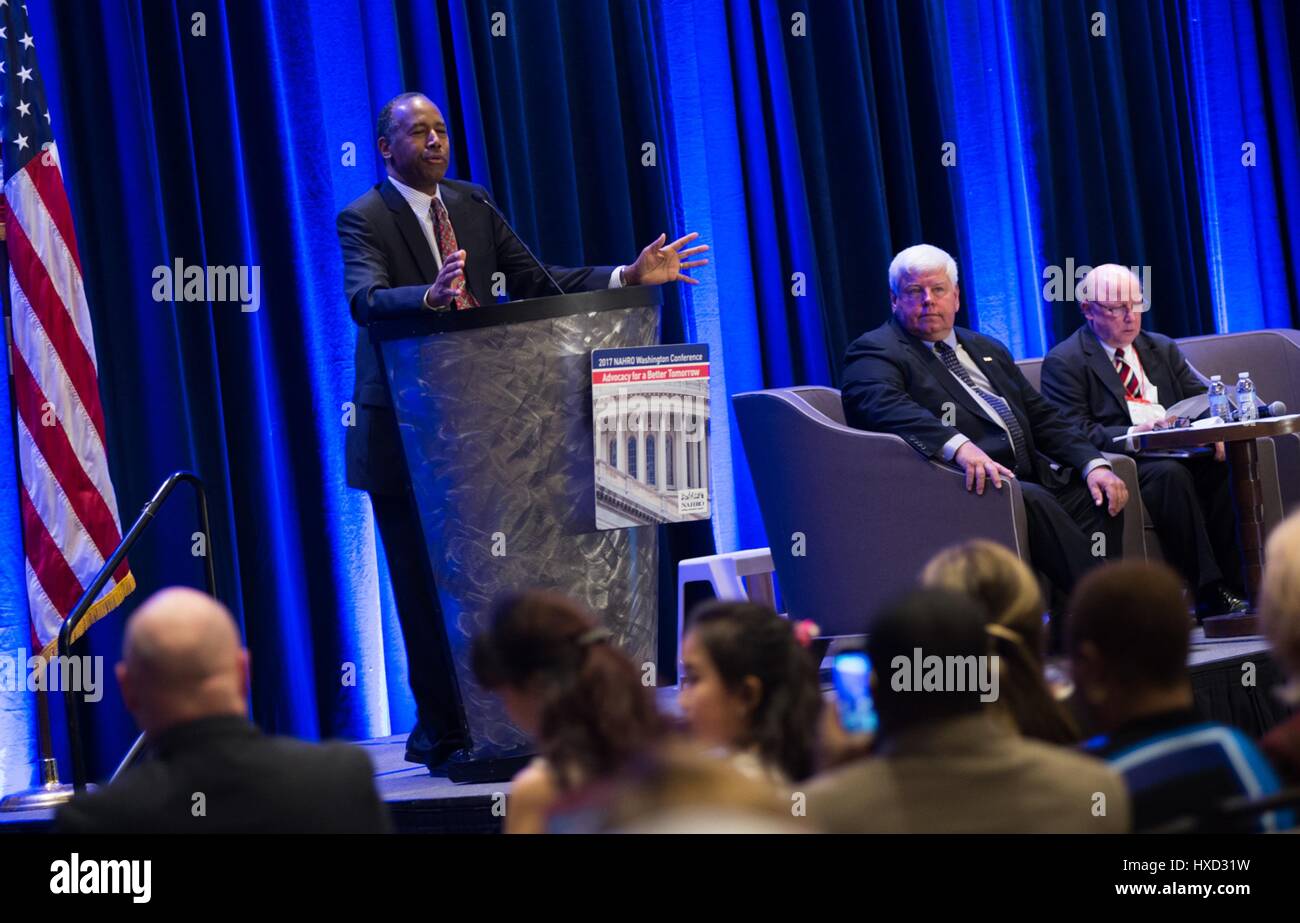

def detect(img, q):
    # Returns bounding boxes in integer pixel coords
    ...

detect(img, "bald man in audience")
[1040,264,1245,618]
[55,588,391,834]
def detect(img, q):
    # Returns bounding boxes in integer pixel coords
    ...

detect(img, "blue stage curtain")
[727,0,1300,362]
[940,0,1300,347]
[4,0,1300,791]
[1000,0,1300,343]
[0,297,35,796]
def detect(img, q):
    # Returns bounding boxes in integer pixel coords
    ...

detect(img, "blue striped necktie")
[934,340,1032,473]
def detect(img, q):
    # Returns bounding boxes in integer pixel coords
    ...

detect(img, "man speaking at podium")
[336,92,707,770]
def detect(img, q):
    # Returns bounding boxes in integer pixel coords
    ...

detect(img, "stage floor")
[0,629,1283,834]
[1185,627,1282,666]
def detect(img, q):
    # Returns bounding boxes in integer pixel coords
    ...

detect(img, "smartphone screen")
[832,651,877,735]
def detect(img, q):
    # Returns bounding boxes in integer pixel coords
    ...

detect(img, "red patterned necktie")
[1114,349,1142,400]
[430,196,479,310]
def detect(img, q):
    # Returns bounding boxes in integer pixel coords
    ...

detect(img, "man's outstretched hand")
[625,232,709,286]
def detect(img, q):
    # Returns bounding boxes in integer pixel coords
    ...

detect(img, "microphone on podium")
[469,190,565,297]
[1259,400,1288,418]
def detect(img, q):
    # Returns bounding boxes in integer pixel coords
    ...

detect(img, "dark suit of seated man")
[1039,264,1246,619]
[55,588,391,834]
[336,92,708,769]
[841,245,1129,613]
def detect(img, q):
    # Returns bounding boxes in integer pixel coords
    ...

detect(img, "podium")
[370,287,663,777]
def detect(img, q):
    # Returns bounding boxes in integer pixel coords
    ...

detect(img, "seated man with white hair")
[841,244,1129,616]
[1040,263,1246,619]
[55,587,391,834]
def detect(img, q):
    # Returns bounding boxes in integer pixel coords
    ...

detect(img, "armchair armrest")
[1101,451,1147,560]
[733,389,1032,634]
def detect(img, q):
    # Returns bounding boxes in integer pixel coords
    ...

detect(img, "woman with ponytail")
[471,590,664,833]
[921,540,1081,744]
[678,601,823,785]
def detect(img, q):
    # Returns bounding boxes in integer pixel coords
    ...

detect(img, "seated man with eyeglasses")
[841,245,1129,626]
[1040,264,1246,618]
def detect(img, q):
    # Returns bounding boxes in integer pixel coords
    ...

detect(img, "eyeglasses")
[898,285,952,301]
[1089,301,1148,318]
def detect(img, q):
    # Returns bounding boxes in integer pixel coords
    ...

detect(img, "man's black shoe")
[404,724,468,769]
[1196,583,1250,619]
[403,724,433,764]
[425,746,474,777]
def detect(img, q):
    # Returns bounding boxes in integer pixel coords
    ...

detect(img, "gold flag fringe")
[36,570,137,662]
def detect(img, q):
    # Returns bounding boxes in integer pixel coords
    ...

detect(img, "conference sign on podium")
[591,344,712,530]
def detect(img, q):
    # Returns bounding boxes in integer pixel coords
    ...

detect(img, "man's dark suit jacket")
[54,716,392,834]
[336,177,616,494]
[1040,325,1206,455]
[840,317,1101,488]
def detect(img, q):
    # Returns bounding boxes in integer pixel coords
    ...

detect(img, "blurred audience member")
[1071,561,1288,831]
[56,588,390,834]
[808,589,1128,833]
[678,601,822,785]
[472,590,664,833]
[922,540,1080,744]
[556,741,804,833]
[1260,513,1300,785]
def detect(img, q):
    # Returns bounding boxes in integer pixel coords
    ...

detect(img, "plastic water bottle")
[1236,372,1259,422]
[1207,375,1232,422]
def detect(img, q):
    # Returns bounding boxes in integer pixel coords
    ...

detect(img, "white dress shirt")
[386,176,626,297]
[1113,344,1152,400]
[387,175,446,272]
[1101,337,1168,448]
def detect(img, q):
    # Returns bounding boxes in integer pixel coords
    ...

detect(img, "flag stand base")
[0,758,90,811]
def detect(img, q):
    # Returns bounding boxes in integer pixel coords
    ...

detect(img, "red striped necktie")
[1113,349,1142,400]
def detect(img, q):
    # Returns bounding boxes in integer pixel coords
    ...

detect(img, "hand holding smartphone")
[832,650,878,735]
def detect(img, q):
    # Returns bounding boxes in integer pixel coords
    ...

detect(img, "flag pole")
[0,217,79,811]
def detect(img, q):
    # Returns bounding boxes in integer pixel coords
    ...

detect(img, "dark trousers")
[1136,456,1240,592]
[368,490,467,747]
[1019,476,1125,605]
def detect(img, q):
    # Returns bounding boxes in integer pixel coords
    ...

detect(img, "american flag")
[2,2,132,657]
